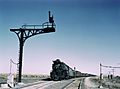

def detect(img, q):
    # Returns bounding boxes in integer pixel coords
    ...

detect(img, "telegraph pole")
[74,67,76,78]
[10,11,56,82]
[99,63,103,88]
[99,63,120,88]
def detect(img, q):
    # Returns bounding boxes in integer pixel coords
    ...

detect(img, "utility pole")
[100,63,102,79]
[74,67,76,78]
[99,63,102,88]
[10,11,56,82]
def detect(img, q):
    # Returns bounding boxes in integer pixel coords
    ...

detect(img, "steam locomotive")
[50,59,96,81]
[50,59,81,81]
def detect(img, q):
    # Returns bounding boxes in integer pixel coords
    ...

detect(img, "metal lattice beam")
[10,27,55,43]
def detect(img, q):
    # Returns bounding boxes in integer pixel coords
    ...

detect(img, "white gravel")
[84,77,109,89]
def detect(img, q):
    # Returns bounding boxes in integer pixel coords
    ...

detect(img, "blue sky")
[0,0,120,75]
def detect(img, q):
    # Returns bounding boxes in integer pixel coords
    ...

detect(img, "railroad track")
[64,78,85,89]
[13,78,85,89]
[78,78,84,89]
[14,79,75,89]
[62,80,75,89]
[13,81,57,89]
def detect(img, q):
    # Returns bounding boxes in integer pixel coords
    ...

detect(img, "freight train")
[50,59,96,81]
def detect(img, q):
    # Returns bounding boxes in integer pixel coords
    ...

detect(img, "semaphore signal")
[10,11,56,83]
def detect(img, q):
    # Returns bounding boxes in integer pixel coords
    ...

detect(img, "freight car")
[50,59,80,80]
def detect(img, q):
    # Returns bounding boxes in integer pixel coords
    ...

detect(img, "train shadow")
[41,78,52,81]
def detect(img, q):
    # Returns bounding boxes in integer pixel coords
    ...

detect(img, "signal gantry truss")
[10,22,55,44]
